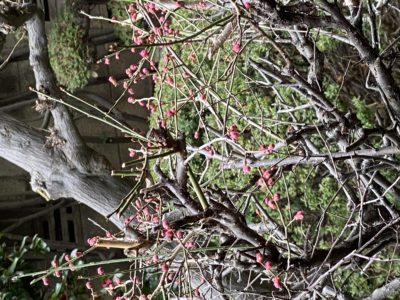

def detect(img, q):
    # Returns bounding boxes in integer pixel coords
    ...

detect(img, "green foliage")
[48,10,91,92]
[107,1,132,45]
[352,96,375,128]
[0,235,49,299]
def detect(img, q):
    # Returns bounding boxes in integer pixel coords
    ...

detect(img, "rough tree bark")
[0,8,137,237]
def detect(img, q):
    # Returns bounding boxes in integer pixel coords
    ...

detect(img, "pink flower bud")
[232,41,241,54]
[86,281,93,289]
[164,229,174,239]
[161,261,168,273]
[108,76,118,87]
[140,49,149,59]
[272,276,282,289]
[176,230,183,239]
[97,267,105,276]
[293,210,304,221]
[272,193,280,202]
[153,255,159,264]
[266,199,277,210]
[162,220,171,230]
[194,131,200,139]
[64,255,71,262]
[42,277,49,286]
[51,260,57,268]
[264,260,272,270]
[242,164,251,174]
[243,1,251,9]
[255,252,263,263]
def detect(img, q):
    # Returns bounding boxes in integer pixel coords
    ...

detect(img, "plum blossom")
[42,277,49,286]
[264,261,272,270]
[272,276,283,289]
[97,267,105,276]
[232,41,241,53]
[255,252,263,263]
[108,76,118,87]
[242,164,251,174]
[228,125,240,141]
[293,210,304,221]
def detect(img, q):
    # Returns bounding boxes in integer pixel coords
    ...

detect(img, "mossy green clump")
[48,10,91,92]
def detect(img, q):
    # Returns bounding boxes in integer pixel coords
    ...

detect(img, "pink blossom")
[199,93,206,101]
[115,52,120,60]
[243,1,251,9]
[125,68,133,77]
[153,255,159,264]
[228,125,240,141]
[114,276,122,285]
[272,276,283,289]
[176,230,184,239]
[54,270,61,277]
[152,74,158,82]
[142,67,150,75]
[128,97,135,104]
[108,76,118,87]
[272,193,280,202]
[194,288,200,297]
[129,149,136,157]
[42,277,49,286]
[65,254,71,262]
[185,240,194,249]
[164,229,174,239]
[232,41,241,54]
[104,58,111,65]
[264,260,272,270]
[69,263,75,272]
[167,272,175,281]
[85,281,93,290]
[140,49,149,59]
[259,144,275,154]
[123,81,129,89]
[293,210,304,221]
[262,170,271,179]
[166,108,176,118]
[166,76,174,86]
[97,267,105,276]
[266,199,277,210]
[161,261,168,273]
[162,220,171,230]
[87,236,98,246]
[102,278,113,288]
[128,4,136,14]
[194,131,200,139]
[143,207,150,216]
[257,178,267,189]
[128,88,134,95]
[139,295,148,300]
[255,252,263,263]
[175,1,184,8]
[51,260,57,268]
[242,164,251,174]
[106,231,112,238]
